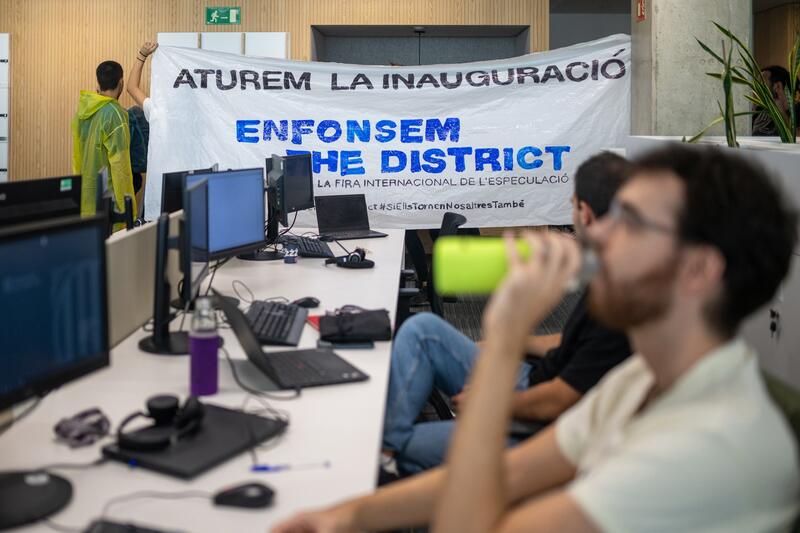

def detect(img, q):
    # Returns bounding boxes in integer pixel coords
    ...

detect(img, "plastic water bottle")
[432,236,599,296]
[189,296,219,396]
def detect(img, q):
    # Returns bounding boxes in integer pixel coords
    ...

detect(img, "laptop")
[214,291,369,390]
[315,194,387,241]
[102,403,287,479]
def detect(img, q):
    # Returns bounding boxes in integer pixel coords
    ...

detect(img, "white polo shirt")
[556,339,799,533]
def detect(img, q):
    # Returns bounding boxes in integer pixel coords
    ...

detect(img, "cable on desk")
[38,457,108,472]
[101,490,213,519]
[221,346,301,401]
[203,259,223,297]
[0,396,43,437]
[231,279,255,306]
[278,211,298,239]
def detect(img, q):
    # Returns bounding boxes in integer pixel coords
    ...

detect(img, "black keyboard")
[278,235,334,258]
[245,301,308,346]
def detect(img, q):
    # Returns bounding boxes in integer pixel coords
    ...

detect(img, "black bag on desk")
[319,309,392,342]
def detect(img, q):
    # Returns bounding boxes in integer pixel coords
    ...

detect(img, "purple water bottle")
[189,296,218,396]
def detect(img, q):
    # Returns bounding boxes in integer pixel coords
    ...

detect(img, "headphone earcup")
[174,396,205,438]
[146,394,180,426]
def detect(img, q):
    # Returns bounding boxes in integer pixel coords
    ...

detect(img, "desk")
[0,229,404,532]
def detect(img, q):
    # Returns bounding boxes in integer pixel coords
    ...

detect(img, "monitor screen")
[315,194,371,234]
[282,154,314,213]
[161,167,216,214]
[182,178,209,305]
[0,176,82,228]
[186,168,265,259]
[0,216,109,410]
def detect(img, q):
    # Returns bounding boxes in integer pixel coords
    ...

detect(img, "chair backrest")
[762,373,800,533]
[429,212,467,316]
[440,212,467,237]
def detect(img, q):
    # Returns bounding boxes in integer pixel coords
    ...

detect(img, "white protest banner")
[145,35,630,227]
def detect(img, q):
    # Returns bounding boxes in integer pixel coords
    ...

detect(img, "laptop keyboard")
[268,351,333,388]
[245,301,305,345]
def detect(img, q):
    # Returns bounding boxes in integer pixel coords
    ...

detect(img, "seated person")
[273,144,799,533]
[382,152,634,476]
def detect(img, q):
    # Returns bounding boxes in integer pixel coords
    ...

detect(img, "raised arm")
[271,232,584,533]
[127,41,157,107]
[433,231,582,533]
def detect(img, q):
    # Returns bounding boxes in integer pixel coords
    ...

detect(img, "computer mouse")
[213,482,274,509]
[293,296,320,309]
[318,235,335,242]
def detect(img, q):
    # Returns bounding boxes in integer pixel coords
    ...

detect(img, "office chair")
[428,212,467,316]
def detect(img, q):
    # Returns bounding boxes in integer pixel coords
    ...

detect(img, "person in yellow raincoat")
[71,60,136,221]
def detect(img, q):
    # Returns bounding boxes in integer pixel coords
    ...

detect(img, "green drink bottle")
[432,236,598,296]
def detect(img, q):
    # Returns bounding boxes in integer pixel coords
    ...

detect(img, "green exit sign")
[205,7,241,25]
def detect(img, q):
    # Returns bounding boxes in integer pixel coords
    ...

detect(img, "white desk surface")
[0,229,404,532]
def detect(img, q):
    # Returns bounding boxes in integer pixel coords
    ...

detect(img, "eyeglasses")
[605,199,676,235]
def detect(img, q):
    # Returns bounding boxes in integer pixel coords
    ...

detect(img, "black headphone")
[325,247,374,269]
[117,395,205,452]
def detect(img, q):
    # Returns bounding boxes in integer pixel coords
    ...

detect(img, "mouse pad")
[102,404,287,479]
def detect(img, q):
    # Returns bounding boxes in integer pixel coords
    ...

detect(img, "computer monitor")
[181,178,209,307]
[0,175,82,228]
[186,168,266,260]
[140,179,212,356]
[0,215,108,529]
[268,153,314,227]
[160,164,218,214]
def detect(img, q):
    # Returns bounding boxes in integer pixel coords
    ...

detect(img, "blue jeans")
[383,313,532,475]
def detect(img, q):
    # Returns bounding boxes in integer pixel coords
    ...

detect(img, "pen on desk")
[251,460,331,473]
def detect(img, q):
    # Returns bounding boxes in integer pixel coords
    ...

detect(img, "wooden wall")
[754,3,800,71]
[0,0,548,181]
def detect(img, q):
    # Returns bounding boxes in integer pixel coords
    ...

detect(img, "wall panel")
[0,0,547,181]
[754,4,800,71]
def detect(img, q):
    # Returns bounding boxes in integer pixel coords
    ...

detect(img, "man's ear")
[579,201,595,227]
[681,245,726,296]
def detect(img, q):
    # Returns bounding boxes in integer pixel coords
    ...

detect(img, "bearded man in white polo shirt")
[273,143,799,533]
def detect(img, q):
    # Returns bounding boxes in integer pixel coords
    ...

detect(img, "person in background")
[380,152,633,478]
[127,41,158,213]
[753,65,800,137]
[71,60,136,219]
[273,144,799,533]
[126,42,158,122]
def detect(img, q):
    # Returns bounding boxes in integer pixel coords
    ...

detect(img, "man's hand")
[138,41,158,58]
[482,231,580,351]
[271,505,356,533]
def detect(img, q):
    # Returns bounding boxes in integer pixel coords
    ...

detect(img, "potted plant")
[692,22,800,147]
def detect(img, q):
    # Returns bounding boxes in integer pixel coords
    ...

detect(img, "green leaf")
[714,22,760,71]
[697,37,725,64]
[686,115,725,143]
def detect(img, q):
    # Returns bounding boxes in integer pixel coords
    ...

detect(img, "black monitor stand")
[0,471,72,530]
[238,188,283,262]
[139,215,189,355]
[104,195,135,237]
